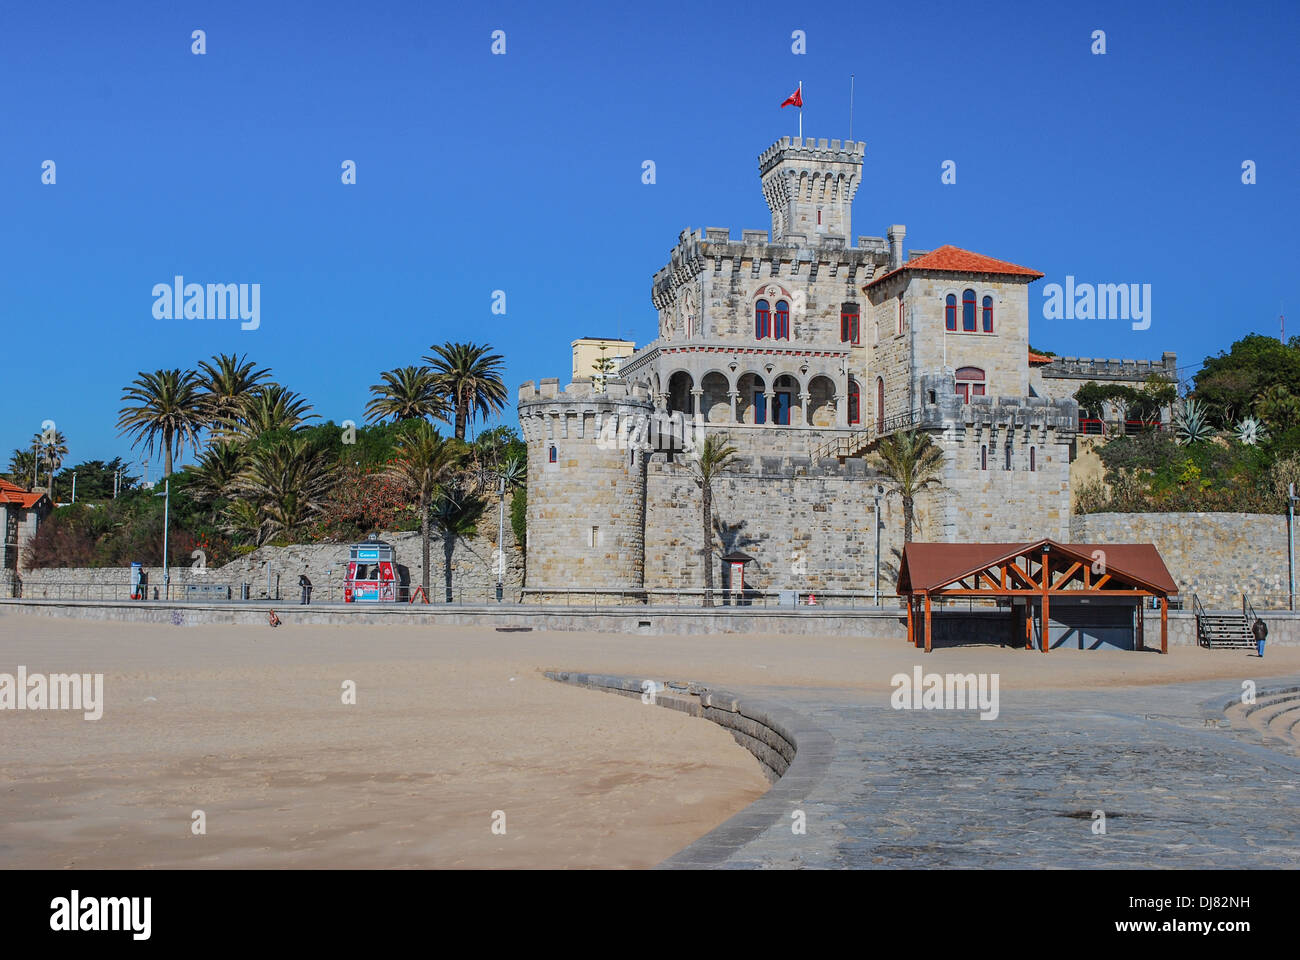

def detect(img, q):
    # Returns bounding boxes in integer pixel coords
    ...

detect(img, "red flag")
[780,86,802,109]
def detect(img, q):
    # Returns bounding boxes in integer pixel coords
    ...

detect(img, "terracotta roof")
[1028,350,1054,364]
[897,539,1178,596]
[864,244,1044,289]
[0,479,47,509]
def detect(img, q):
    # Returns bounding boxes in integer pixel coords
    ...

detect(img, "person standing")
[1252,618,1268,658]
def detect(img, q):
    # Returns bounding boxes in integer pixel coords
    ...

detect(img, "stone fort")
[517,136,1176,602]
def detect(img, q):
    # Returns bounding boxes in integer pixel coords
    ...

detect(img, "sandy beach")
[2,610,1296,869]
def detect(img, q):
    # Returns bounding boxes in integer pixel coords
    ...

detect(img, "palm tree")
[232,384,317,440]
[117,369,206,478]
[187,442,247,520]
[6,449,38,489]
[30,430,68,498]
[384,421,462,599]
[365,366,448,424]
[687,433,741,606]
[226,437,335,544]
[197,353,272,440]
[424,342,508,441]
[869,429,945,543]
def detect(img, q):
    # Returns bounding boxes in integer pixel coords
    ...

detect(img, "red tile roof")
[1028,350,1054,364]
[0,479,47,509]
[864,244,1044,289]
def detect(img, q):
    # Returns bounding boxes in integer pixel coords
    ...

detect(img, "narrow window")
[1029,446,1036,472]
[548,445,557,463]
[962,289,976,332]
[980,445,987,471]
[589,526,599,548]
[876,377,885,432]
[774,300,790,340]
[945,294,957,332]
[897,296,904,335]
[848,379,860,425]
[755,299,771,339]
[982,295,994,333]
[1004,444,1012,471]
[841,303,860,344]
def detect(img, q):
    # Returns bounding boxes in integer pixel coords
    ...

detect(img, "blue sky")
[3,0,1298,469]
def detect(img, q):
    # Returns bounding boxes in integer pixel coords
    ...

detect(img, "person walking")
[1252,618,1267,658]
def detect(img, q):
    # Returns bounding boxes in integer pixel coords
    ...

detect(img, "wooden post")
[924,593,932,654]
[1136,601,1144,651]
[1160,595,1168,654]
[1041,549,1050,653]
[906,596,914,646]
[1025,602,1033,650]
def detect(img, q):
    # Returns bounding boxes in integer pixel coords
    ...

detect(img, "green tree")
[687,433,741,606]
[1194,334,1300,426]
[232,384,316,441]
[31,429,68,498]
[196,353,272,440]
[365,366,448,424]
[424,342,508,441]
[226,437,335,544]
[117,369,206,478]
[5,449,38,489]
[53,457,139,501]
[870,429,945,543]
[384,421,463,598]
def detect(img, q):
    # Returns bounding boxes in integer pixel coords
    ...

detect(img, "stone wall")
[643,453,902,595]
[1070,512,1288,609]
[16,495,524,603]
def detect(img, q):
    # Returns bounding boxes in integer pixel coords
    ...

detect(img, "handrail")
[1192,593,1206,647]
[1243,593,1259,625]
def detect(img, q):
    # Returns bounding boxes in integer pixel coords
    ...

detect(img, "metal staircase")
[1192,594,1256,649]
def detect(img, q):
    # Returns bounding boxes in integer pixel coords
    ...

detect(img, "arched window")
[897,296,905,335]
[982,295,994,333]
[774,300,790,340]
[755,299,771,339]
[945,294,957,332]
[955,366,986,403]
[1004,444,1012,471]
[962,289,976,332]
[548,445,557,463]
[876,377,885,432]
[1029,446,1036,472]
[980,445,988,470]
[848,378,861,425]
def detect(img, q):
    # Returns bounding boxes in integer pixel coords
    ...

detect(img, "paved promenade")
[618,675,1300,869]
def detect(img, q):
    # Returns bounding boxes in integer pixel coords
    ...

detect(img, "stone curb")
[543,670,833,869]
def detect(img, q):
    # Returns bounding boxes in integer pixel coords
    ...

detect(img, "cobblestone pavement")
[663,675,1300,869]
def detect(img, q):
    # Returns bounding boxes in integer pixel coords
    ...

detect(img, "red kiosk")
[345,535,399,603]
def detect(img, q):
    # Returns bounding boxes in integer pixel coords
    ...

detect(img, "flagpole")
[849,74,854,140]
[798,80,803,139]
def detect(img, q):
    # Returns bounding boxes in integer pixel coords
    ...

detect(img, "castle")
[517,137,1175,602]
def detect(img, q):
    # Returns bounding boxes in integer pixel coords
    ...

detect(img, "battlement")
[1041,352,1177,381]
[518,378,652,405]
[758,136,866,174]
[919,373,1078,433]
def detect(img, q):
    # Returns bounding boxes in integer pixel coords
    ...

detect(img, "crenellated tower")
[759,137,866,244]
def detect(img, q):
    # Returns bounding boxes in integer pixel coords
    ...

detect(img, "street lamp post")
[873,483,885,606]
[496,474,505,603]
[155,479,170,600]
[1289,482,1299,612]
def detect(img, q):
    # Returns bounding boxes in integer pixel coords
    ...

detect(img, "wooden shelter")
[896,538,1178,654]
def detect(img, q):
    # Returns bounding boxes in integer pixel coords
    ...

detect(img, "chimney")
[887,225,906,271]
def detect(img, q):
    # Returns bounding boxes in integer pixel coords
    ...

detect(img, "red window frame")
[982,295,994,333]
[945,294,957,332]
[955,366,986,403]
[548,445,557,463]
[962,289,976,332]
[755,299,771,339]
[841,303,860,344]
[774,300,790,340]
